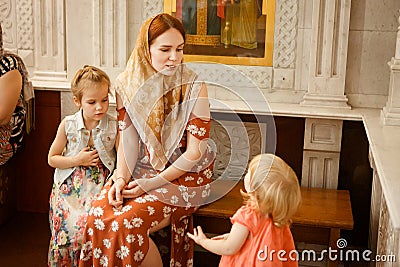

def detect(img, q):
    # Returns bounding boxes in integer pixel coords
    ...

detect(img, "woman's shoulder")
[0,55,19,76]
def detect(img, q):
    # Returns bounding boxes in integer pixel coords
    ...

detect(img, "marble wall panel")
[346,31,397,107]
[301,150,340,189]
[295,28,311,92]
[349,0,400,32]
[297,0,313,29]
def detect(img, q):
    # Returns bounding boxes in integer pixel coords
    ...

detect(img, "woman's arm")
[161,82,211,177]
[0,69,22,125]
[48,119,99,169]
[188,224,249,256]
[108,93,140,208]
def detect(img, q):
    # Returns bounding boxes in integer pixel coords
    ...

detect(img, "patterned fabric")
[0,55,26,165]
[48,164,110,267]
[79,117,215,267]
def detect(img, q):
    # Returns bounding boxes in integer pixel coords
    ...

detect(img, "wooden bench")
[194,180,354,267]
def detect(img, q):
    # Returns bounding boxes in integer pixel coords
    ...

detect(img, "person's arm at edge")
[0,69,22,125]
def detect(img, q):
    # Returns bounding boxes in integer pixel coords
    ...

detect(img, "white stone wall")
[346,0,400,108]
[1,0,399,109]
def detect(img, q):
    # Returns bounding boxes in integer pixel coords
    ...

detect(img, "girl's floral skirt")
[48,164,109,267]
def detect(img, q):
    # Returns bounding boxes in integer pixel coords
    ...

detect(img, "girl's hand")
[108,178,126,209]
[76,147,99,166]
[187,226,208,245]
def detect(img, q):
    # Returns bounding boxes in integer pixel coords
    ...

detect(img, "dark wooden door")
[17,90,60,213]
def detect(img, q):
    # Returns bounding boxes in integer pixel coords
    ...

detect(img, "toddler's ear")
[73,95,81,108]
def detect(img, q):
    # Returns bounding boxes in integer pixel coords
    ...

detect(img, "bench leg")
[327,228,340,267]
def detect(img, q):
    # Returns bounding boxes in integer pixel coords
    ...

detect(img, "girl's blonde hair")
[242,154,301,227]
[71,65,111,102]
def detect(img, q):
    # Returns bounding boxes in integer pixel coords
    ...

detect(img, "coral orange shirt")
[219,206,298,267]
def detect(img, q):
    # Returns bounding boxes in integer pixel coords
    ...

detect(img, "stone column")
[66,0,128,80]
[381,11,400,126]
[32,0,66,81]
[301,0,351,108]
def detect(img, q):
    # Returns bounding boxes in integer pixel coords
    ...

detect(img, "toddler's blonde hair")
[242,154,301,227]
[71,65,111,102]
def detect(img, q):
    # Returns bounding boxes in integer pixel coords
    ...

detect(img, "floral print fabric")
[48,164,110,266]
[79,117,214,267]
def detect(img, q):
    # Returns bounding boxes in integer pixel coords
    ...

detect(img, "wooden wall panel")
[17,90,61,213]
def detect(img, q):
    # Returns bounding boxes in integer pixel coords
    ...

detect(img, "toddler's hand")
[76,147,99,166]
[187,226,208,245]
[211,233,229,240]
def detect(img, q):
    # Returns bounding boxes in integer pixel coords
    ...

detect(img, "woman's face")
[149,28,184,75]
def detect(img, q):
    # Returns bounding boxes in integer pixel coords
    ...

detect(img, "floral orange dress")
[79,116,214,267]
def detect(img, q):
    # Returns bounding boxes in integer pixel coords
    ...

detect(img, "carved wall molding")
[301,0,351,108]
[0,0,15,48]
[33,0,66,80]
[273,0,298,69]
[376,199,393,267]
[92,0,127,77]
[16,0,33,50]
[369,157,382,254]
[188,63,272,91]
[301,118,342,189]
[210,120,266,179]
[143,0,163,20]
[381,14,400,126]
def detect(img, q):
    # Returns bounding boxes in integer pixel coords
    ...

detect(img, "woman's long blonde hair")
[242,154,301,227]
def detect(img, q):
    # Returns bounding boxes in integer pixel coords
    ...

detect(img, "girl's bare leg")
[140,237,163,267]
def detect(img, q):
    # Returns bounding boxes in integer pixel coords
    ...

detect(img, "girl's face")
[149,28,184,75]
[74,82,109,125]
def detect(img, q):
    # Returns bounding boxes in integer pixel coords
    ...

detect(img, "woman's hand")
[121,180,145,199]
[108,178,127,209]
[75,147,99,167]
[122,176,167,198]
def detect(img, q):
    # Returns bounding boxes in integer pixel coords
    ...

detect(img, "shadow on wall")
[339,120,373,248]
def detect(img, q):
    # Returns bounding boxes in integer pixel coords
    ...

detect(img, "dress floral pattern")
[79,117,214,267]
[48,164,110,266]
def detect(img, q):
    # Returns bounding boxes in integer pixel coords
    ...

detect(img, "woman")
[79,13,215,267]
[0,23,34,165]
